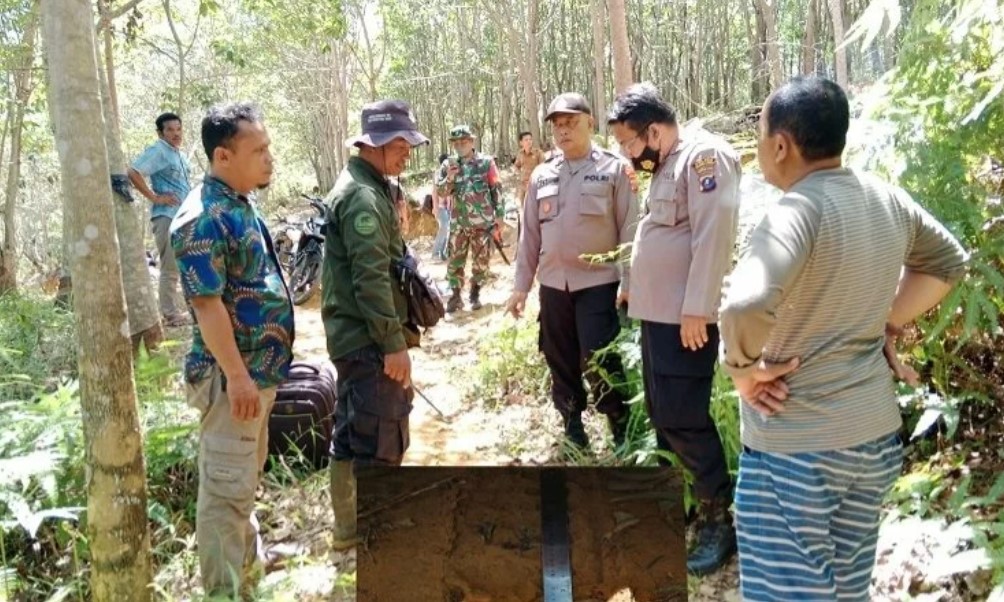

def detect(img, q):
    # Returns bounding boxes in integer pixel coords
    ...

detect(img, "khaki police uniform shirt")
[628,127,741,324]
[515,145,639,294]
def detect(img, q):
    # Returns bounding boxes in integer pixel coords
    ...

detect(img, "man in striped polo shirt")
[719,77,967,601]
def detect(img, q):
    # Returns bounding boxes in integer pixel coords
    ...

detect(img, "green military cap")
[448,124,475,140]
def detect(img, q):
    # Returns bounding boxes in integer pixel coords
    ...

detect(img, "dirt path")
[291,235,529,467]
[284,230,744,601]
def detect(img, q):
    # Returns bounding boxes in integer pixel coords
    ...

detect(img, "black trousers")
[641,320,731,501]
[332,345,414,466]
[538,282,627,418]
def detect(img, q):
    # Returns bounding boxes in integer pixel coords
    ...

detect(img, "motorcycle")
[275,194,327,306]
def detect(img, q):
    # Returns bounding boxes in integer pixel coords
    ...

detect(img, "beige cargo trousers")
[188,367,277,598]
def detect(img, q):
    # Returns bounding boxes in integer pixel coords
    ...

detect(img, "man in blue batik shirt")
[171,101,294,599]
[129,112,192,326]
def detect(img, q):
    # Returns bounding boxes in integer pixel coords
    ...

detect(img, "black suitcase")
[268,360,337,470]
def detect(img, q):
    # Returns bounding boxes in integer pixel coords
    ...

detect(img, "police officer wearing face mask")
[506,92,639,454]
[608,83,741,576]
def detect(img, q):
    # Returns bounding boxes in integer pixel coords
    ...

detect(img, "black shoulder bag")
[392,244,445,330]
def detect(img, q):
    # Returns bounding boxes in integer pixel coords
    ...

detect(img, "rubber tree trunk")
[609,0,633,93]
[0,6,39,294]
[756,0,783,88]
[802,0,818,75]
[591,0,608,139]
[96,17,163,349]
[40,1,152,600]
[828,0,849,88]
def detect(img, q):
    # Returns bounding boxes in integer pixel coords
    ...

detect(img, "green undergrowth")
[0,292,339,601]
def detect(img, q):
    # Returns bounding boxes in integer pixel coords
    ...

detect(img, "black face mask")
[631,144,661,174]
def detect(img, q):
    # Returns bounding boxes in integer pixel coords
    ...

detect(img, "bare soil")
[291,230,586,468]
[356,467,687,602]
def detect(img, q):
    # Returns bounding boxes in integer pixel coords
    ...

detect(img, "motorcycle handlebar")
[301,195,327,217]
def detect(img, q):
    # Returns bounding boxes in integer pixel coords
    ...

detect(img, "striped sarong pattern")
[736,433,902,601]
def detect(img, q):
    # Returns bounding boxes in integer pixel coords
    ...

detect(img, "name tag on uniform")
[538,184,560,199]
[536,176,560,188]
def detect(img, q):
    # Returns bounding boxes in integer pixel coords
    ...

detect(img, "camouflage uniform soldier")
[436,125,503,312]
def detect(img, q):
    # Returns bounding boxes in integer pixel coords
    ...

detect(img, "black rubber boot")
[446,288,463,313]
[606,411,629,448]
[561,409,589,450]
[469,284,482,311]
[686,497,737,576]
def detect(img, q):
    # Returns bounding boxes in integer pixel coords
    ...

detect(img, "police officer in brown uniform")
[506,93,639,451]
[608,83,741,575]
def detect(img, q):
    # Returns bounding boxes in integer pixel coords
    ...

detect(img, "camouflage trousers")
[447,225,491,290]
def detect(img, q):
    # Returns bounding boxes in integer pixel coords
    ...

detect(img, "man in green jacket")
[321,99,429,549]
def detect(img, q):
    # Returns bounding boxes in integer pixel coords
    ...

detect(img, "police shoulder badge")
[353,211,378,236]
[692,155,718,193]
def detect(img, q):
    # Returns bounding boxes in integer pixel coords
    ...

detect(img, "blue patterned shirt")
[170,176,294,388]
[131,139,191,220]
